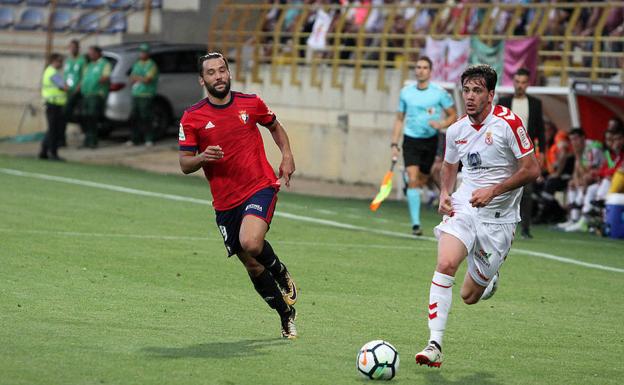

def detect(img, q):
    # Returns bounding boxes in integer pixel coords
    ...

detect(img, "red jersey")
[179,91,279,211]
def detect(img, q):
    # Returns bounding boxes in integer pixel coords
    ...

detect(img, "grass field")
[1,155,623,385]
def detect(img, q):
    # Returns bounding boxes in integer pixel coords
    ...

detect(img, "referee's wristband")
[390,143,399,148]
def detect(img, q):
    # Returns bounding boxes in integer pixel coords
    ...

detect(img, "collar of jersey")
[207,91,236,109]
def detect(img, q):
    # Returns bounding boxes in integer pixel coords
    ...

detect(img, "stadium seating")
[73,11,98,32]
[104,11,126,33]
[0,0,23,5]
[13,7,44,30]
[109,0,132,10]
[134,0,161,9]
[25,0,49,6]
[57,0,81,7]
[80,0,107,9]
[0,7,14,29]
[49,9,72,31]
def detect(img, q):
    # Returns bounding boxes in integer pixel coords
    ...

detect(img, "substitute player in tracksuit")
[178,52,298,339]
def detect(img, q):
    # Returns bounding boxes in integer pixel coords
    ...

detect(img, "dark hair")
[89,45,102,55]
[70,39,79,46]
[48,53,63,63]
[609,116,623,131]
[461,64,497,91]
[416,56,432,71]
[568,127,586,137]
[515,67,531,77]
[198,52,229,76]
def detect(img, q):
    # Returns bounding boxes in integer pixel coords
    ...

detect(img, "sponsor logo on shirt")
[455,139,468,145]
[205,121,215,129]
[178,123,186,141]
[467,152,482,168]
[239,110,249,124]
[516,125,532,150]
[245,203,263,212]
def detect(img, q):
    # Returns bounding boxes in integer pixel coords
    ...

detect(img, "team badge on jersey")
[238,110,249,124]
[485,131,493,145]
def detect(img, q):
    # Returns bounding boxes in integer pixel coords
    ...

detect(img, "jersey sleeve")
[256,96,277,127]
[397,89,406,113]
[444,125,460,164]
[506,120,534,159]
[178,111,198,152]
[440,88,454,109]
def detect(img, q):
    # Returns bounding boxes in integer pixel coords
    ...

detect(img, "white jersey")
[444,105,534,223]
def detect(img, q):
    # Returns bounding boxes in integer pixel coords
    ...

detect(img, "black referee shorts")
[402,134,438,174]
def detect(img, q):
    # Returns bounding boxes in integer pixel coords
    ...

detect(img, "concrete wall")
[232,64,402,186]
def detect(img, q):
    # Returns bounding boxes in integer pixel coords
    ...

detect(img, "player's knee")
[436,260,459,276]
[239,237,264,257]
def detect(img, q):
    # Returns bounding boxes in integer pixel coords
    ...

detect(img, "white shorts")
[434,212,516,287]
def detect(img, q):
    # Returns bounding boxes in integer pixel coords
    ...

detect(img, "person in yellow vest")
[126,43,159,147]
[79,45,111,149]
[39,53,67,161]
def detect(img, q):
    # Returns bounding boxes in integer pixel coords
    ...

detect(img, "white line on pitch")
[2,167,623,274]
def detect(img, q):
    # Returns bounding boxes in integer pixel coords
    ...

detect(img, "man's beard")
[205,80,231,99]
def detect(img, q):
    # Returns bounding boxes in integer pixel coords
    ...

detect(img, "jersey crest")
[239,110,249,124]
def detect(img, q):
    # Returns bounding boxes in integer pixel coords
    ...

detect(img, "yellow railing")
[208,1,624,89]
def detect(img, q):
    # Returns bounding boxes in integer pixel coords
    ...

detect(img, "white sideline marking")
[2,167,623,274]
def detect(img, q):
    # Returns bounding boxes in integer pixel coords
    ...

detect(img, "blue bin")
[605,193,624,239]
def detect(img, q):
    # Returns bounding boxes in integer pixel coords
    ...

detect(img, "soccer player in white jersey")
[415,64,541,368]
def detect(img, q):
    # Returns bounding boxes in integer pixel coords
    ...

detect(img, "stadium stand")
[104,11,126,33]
[0,7,14,29]
[25,0,49,6]
[0,0,22,5]
[80,0,108,9]
[57,0,81,7]
[208,1,623,88]
[13,7,44,30]
[73,11,98,32]
[109,0,132,10]
[49,9,72,31]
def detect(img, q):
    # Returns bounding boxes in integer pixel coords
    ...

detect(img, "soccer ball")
[356,340,400,380]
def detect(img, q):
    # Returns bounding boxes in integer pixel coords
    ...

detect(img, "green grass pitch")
[1,155,623,385]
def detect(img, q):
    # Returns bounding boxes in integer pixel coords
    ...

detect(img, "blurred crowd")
[536,117,624,235]
[256,0,624,78]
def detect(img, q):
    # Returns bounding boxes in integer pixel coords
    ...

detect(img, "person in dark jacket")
[499,68,545,239]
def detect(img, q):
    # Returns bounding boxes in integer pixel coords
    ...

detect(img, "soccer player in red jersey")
[178,52,298,339]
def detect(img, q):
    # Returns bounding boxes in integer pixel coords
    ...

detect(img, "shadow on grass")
[422,371,501,385]
[142,338,285,359]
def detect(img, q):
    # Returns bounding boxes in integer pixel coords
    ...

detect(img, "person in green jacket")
[127,43,159,146]
[39,53,67,160]
[80,45,111,148]
[64,39,86,124]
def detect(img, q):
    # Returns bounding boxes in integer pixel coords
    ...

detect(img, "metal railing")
[208,1,624,90]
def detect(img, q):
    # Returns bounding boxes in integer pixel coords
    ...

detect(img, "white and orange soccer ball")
[356,340,400,380]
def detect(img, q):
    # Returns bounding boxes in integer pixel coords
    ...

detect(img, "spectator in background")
[556,128,604,231]
[63,39,86,146]
[127,43,159,147]
[39,53,67,161]
[80,46,111,149]
[569,123,624,232]
[499,67,545,239]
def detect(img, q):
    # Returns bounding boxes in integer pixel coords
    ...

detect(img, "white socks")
[428,271,455,348]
